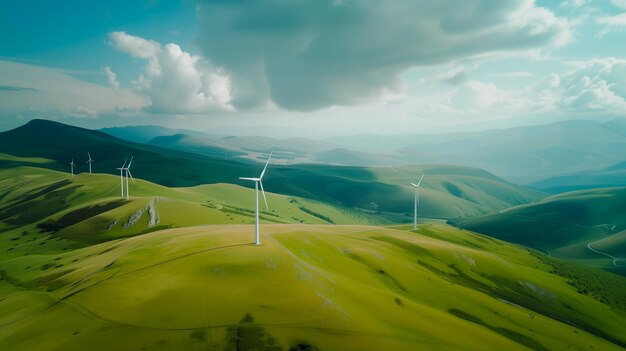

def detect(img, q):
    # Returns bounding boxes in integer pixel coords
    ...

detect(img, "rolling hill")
[0,120,545,221]
[107,119,626,188]
[100,125,216,144]
[0,165,378,248]
[456,187,626,275]
[0,139,624,350]
[1,219,625,350]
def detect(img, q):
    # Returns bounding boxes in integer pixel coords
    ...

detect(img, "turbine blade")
[260,181,269,211]
[127,170,135,183]
[259,152,272,179]
[239,177,259,181]
[417,174,425,186]
[127,156,134,169]
[409,182,418,187]
[121,158,127,168]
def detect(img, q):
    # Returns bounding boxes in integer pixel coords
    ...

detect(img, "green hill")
[1,221,625,350]
[0,156,623,350]
[0,166,377,248]
[0,120,545,221]
[456,187,626,275]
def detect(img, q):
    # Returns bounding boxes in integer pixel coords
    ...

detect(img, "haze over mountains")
[0,119,543,222]
[101,118,626,192]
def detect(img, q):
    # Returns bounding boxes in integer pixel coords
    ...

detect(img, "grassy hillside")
[0,166,377,248]
[1,222,625,350]
[0,120,545,221]
[456,187,626,275]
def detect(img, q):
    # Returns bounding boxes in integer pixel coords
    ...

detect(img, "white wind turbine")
[239,152,272,245]
[70,159,75,176]
[116,159,127,199]
[410,174,425,230]
[123,156,135,200]
[86,152,94,174]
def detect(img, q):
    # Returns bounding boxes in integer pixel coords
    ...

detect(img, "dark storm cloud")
[195,0,570,111]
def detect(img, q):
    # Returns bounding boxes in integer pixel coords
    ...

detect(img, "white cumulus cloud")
[108,31,234,114]
[534,58,626,115]
[103,66,120,89]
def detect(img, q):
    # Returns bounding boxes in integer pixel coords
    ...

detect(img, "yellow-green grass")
[0,167,378,251]
[0,153,53,164]
[1,223,625,351]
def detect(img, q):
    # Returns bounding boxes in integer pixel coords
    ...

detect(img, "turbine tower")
[116,159,127,199]
[410,174,425,230]
[239,152,272,245]
[70,159,75,176]
[86,152,94,174]
[123,157,135,200]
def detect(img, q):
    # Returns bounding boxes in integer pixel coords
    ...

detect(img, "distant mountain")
[456,186,626,275]
[0,120,545,221]
[529,159,626,193]
[328,118,626,183]
[100,125,213,144]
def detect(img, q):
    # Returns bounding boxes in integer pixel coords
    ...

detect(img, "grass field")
[0,137,624,350]
[0,166,378,249]
[1,223,625,350]
[456,187,626,275]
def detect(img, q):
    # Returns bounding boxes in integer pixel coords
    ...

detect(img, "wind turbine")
[70,159,75,176]
[116,159,127,199]
[123,156,135,200]
[86,152,94,174]
[410,174,425,230]
[239,152,272,245]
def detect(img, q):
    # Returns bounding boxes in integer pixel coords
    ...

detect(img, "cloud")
[612,0,626,10]
[0,60,143,125]
[533,58,626,115]
[195,0,570,112]
[496,71,535,78]
[0,85,37,92]
[597,13,626,26]
[108,31,160,59]
[596,0,626,37]
[108,31,234,114]
[103,66,120,89]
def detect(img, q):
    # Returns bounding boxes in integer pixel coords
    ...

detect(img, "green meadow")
[2,222,626,351]
[0,122,625,350]
[458,187,626,275]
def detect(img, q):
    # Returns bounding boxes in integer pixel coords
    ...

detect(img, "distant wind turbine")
[239,152,272,245]
[410,174,425,230]
[70,159,75,176]
[86,152,94,174]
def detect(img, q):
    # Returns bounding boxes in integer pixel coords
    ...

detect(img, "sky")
[1,0,626,137]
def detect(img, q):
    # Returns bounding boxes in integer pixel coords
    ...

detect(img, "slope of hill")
[100,125,213,144]
[0,120,545,221]
[1,220,625,350]
[0,166,378,248]
[456,187,626,275]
